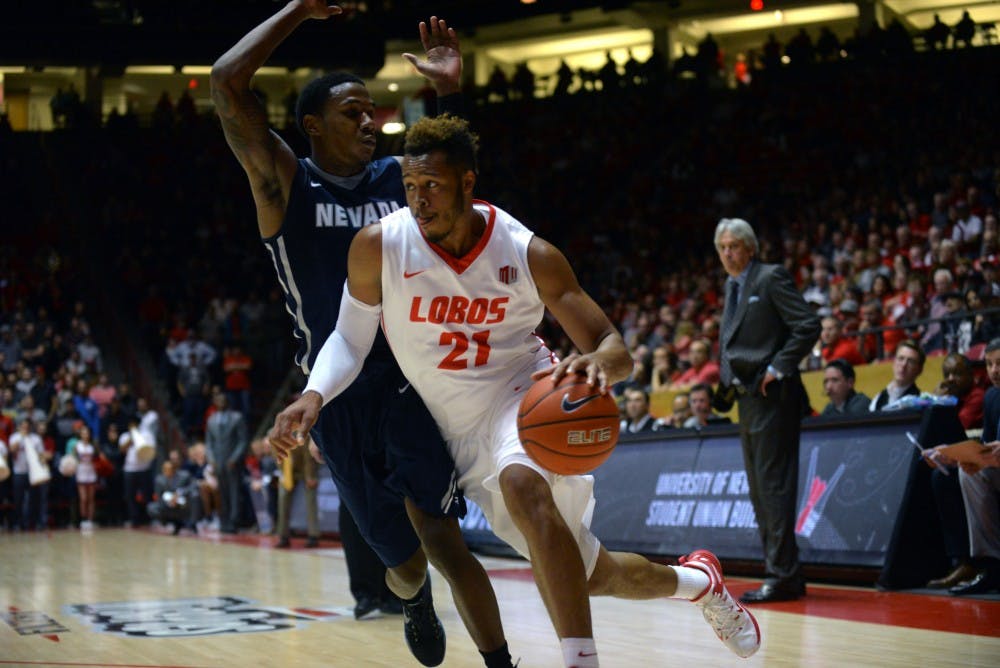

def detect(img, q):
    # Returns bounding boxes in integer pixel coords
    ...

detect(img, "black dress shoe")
[949,570,999,596]
[304,536,320,548]
[354,597,380,620]
[927,562,978,589]
[740,580,806,604]
[275,536,291,548]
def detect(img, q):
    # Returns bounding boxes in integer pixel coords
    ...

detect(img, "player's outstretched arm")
[211,1,341,236]
[403,16,462,96]
[270,225,385,461]
[527,237,631,392]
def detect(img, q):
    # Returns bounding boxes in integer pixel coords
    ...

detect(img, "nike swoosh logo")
[398,383,410,394]
[561,393,600,412]
[309,180,324,188]
[403,270,427,279]
[578,651,598,657]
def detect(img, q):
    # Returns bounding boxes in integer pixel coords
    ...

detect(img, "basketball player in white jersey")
[271,115,761,666]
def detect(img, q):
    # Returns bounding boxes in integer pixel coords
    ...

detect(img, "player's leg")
[498,464,593,637]
[405,499,510,658]
[384,375,513,667]
[588,546,761,658]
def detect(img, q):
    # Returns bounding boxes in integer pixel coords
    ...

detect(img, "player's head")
[296,72,374,169]
[402,114,480,243]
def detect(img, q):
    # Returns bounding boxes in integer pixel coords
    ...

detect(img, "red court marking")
[290,608,340,618]
[42,634,60,642]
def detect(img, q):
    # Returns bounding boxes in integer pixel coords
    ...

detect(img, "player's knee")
[499,466,558,527]
[414,515,466,572]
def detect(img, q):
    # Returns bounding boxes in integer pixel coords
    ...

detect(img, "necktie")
[720,279,739,385]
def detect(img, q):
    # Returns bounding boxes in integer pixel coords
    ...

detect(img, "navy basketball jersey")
[263,157,404,374]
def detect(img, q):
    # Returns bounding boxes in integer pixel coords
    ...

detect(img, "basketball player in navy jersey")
[271,115,761,667]
[210,3,511,667]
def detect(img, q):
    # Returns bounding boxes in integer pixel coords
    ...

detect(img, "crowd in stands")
[1,18,999,558]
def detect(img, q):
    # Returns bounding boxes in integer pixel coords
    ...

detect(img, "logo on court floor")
[2,607,68,639]
[66,597,342,637]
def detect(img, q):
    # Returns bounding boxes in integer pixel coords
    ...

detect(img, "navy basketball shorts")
[310,357,463,568]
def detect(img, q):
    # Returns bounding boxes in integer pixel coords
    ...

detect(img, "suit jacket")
[206,409,248,468]
[154,469,194,498]
[721,261,820,391]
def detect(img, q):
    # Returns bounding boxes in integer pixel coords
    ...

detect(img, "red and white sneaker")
[679,549,761,658]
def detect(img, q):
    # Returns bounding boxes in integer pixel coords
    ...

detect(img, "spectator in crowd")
[858,299,905,361]
[937,353,986,430]
[819,315,866,366]
[120,417,155,527]
[619,387,664,434]
[147,456,199,535]
[72,378,100,439]
[205,390,247,534]
[88,372,116,418]
[683,384,731,428]
[953,10,976,48]
[276,434,321,549]
[940,291,975,354]
[820,359,871,417]
[662,393,693,429]
[947,339,1000,594]
[925,13,950,49]
[9,418,47,530]
[0,325,22,372]
[177,352,210,437]
[246,437,278,534]
[870,339,926,411]
[923,268,955,350]
[222,342,253,418]
[183,441,219,528]
[669,339,721,392]
[923,352,983,588]
[648,345,679,393]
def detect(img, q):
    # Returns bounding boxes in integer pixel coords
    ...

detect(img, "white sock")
[561,637,599,668]
[670,565,711,600]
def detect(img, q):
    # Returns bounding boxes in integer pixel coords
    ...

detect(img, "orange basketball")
[517,373,620,476]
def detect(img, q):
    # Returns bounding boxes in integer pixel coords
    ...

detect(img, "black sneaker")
[402,576,445,666]
[379,597,403,615]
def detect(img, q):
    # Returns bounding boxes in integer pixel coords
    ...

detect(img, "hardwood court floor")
[1,529,998,667]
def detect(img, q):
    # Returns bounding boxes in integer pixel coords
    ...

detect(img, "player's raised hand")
[297,0,343,20]
[403,16,462,93]
[268,391,323,463]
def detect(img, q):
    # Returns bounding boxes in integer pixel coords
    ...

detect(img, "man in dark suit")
[714,219,820,603]
[206,390,248,534]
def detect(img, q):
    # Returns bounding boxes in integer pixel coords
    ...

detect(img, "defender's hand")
[403,16,462,93]
[269,391,323,463]
[295,0,343,20]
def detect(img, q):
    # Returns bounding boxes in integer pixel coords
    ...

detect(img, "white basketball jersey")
[381,200,554,440]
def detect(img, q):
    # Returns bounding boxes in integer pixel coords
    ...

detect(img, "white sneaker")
[679,549,761,658]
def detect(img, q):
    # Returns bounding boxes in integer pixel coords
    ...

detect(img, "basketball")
[517,373,620,475]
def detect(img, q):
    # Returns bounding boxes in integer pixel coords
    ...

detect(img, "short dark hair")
[624,386,650,403]
[295,72,365,138]
[404,114,479,174]
[986,337,1000,355]
[896,339,926,367]
[825,358,856,381]
[689,383,714,400]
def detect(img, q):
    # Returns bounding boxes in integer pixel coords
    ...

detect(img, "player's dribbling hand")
[533,352,613,394]
[269,391,323,463]
[297,0,343,20]
[402,16,461,93]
